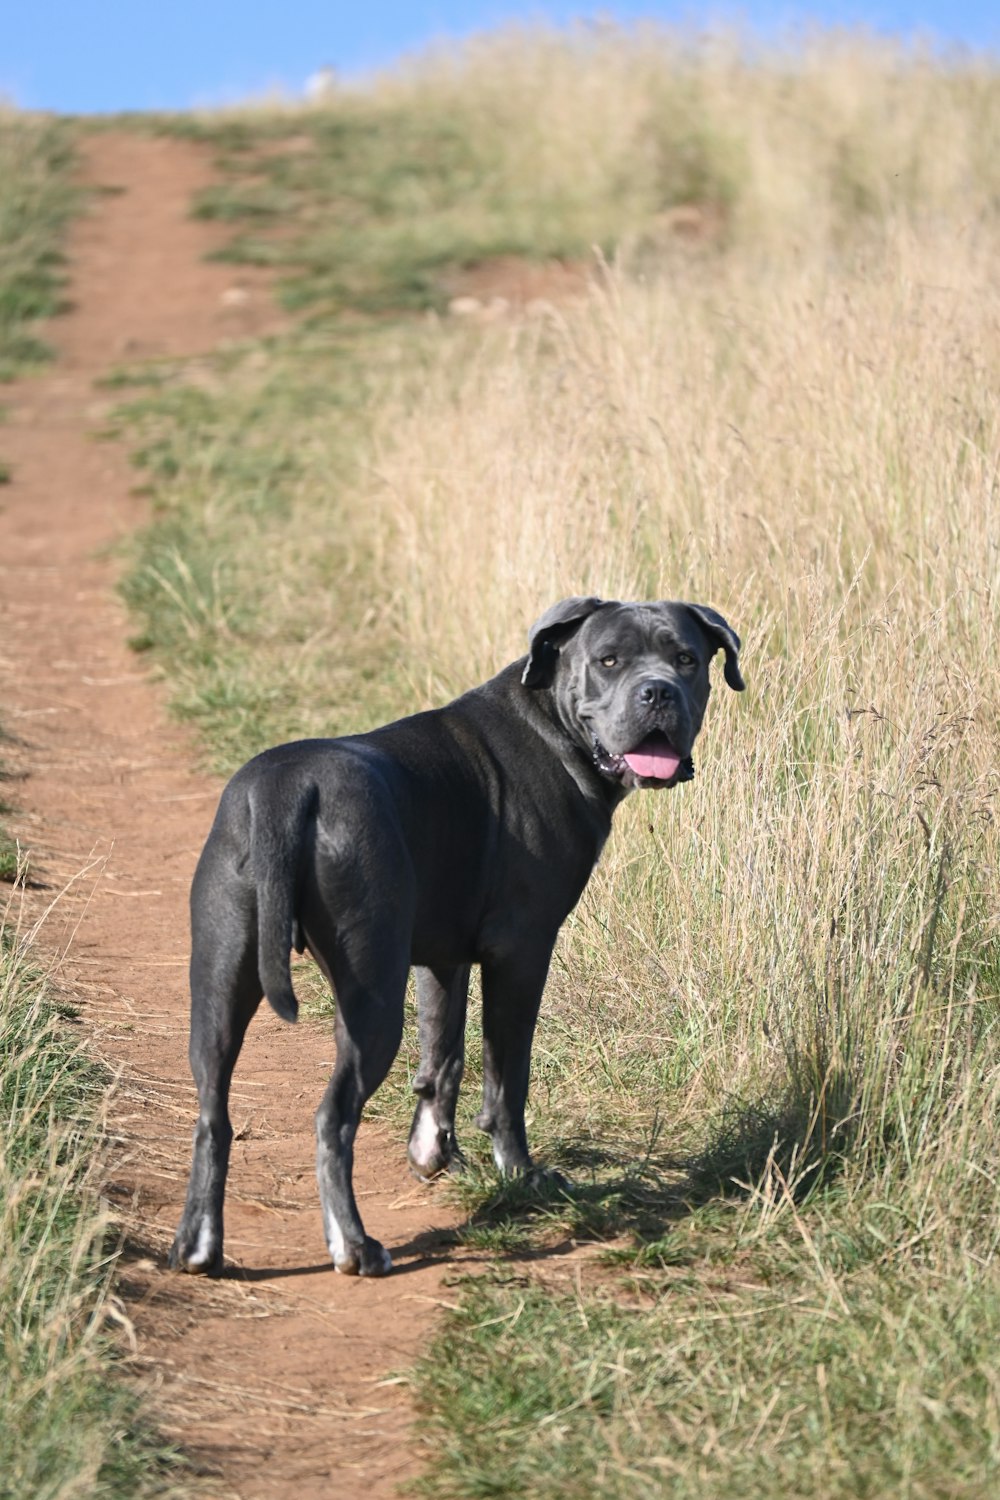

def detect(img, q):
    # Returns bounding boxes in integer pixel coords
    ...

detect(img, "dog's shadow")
[449,1072,860,1265]
[449,1139,696,1258]
[231,1224,463,1282]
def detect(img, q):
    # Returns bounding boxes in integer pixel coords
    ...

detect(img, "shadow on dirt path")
[0,131,482,1500]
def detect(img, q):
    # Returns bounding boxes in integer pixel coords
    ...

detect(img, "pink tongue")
[622,738,681,781]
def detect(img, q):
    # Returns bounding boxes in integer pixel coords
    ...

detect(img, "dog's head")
[522,596,744,790]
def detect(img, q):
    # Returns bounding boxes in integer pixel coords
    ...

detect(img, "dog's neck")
[508,664,629,823]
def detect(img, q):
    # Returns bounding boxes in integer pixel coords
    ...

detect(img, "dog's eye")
[676,652,696,668]
[600,655,619,668]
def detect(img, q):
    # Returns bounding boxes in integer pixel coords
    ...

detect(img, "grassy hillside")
[168,26,1000,317]
[115,28,1000,1498]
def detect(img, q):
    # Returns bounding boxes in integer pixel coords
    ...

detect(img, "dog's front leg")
[408,964,470,1179]
[476,947,555,1175]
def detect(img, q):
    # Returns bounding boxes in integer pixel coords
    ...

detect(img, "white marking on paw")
[409,1102,442,1170]
[324,1208,346,1262]
[186,1216,216,1267]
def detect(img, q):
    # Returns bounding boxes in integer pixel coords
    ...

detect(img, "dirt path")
[0,133,468,1500]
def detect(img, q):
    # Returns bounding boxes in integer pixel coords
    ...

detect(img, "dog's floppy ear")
[522,596,605,689]
[684,604,745,691]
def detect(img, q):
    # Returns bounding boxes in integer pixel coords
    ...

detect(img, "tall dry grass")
[356,219,1000,1188]
[345,126,1000,1494]
[356,25,1000,254]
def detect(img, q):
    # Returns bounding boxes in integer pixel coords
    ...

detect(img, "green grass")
[0,113,78,380]
[190,111,562,317]
[410,955,1000,1497]
[0,920,185,1498]
[0,814,18,885]
[163,100,629,319]
[107,27,1000,1498]
[411,1241,1000,1499]
[0,722,18,883]
[110,323,437,770]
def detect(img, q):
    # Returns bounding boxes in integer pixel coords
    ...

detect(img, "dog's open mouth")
[592,732,694,788]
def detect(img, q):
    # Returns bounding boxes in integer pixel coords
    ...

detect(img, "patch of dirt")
[443,254,592,320]
[0,131,498,1499]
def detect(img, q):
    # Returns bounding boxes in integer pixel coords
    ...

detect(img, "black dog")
[170,596,744,1277]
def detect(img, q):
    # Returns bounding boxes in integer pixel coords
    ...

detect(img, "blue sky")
[3,2,997,113]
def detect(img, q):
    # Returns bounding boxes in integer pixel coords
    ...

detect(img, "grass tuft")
[0,901,185,1497]
[0,111,78,380]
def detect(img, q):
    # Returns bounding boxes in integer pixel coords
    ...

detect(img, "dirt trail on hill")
[0,133,470,1500]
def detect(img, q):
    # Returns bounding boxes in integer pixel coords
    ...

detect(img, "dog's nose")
[638,679,677,709]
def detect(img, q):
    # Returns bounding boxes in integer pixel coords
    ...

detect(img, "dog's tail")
[249,779,316,1024]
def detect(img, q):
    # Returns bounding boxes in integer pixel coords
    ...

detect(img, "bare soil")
[443,254,592,317]
[0,132,480,1500]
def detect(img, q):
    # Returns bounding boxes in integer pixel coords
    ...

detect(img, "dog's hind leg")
[312,935,408,1276]
[408,964,470,1180]
[170,928,262,1275]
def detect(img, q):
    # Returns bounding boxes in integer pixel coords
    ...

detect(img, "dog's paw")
[407,1101,460,1181]
[408,1160,444,1184]
[525,1165,573,1195]
[407,1144,450,1182]
[168,1222,224,1276]
[409,1161,468,1186]
[334,1236,393,1278]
